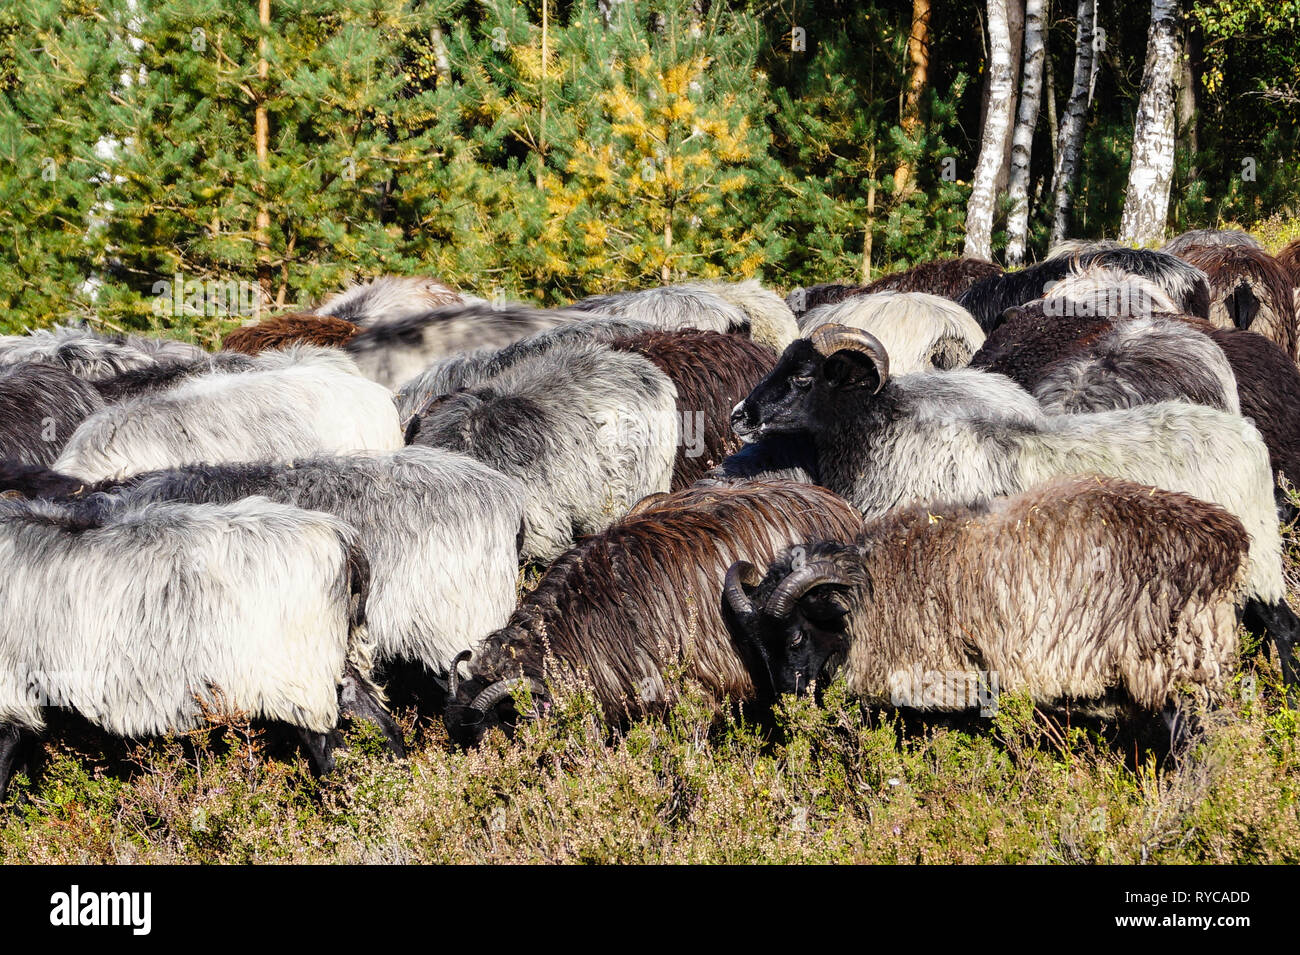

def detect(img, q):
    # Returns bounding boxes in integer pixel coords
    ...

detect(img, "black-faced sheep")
[0,364,105,466]
[441,480,864,748]
[113,448,527,681]
[0,324,206,378]
[405,340,677,563]
[609,330,776,489]
[315,275,465,326]
[53,348,404,482]
[0,494,404,798]
[343,302,591,389]
[222,312,360,354]
[798,291,986,372]
[726,476,1248,715]
[730,324,1297,678]
[1172,244,1298,359]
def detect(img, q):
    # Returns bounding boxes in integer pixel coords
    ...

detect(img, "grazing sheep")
[54,350,404,482]
[0,494,403,797]
[1172,245,1298,358]
[860,256,1004,298]
[958,248,1211,331]
[726,476,1248,715]
[676,279,799,351]
[114,448,526,680]
[799,291,986,372]
[0,324,206,378]
[406,341,677,562]
[222,312,360,354]
[609,329,776,489]
[393,317,653,427]
[441,481,864,747]
[1031,316,1239,415]
[315,275,464,326]
[1162,228,1264,255]
[0,364,105,466]
[731,324,1297,679]
[344,301,590,389]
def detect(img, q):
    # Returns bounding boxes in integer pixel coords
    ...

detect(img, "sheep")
[798,291,986,372]
[1041,267,1181,317]
[1029,316,1239,416]
[1171,245,1298,359]
[730,324,1298,679]
[860,256,1004,298]
[1162,228,1264,255]
[0,364,105,466]
[406,340,677,563]
[441,480,864,748]
[113,447,527,681]
[0,324,207,379]
[958,249,1211,331]
[572,285,750,337]
[393,317,653,427]
[53,350,404,482]
[88,351,260,404]
[1276,239,1300,288]
[608,330,777,489]
[315,275,464,326]
[343,301,591,389]
[675,279,799,351]
[971,306,1300,505]
[0,460,96,499]
[222,312,360,354]
[0,493,404,798]
[724,476,1248,716]
[785,284,864,319]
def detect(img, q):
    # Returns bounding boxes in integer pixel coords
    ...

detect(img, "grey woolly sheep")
[0,494,403,797]
[54,351,404,481]
[726,476,1248,716]
[799,291,986,372]
[406,340,677,562]
[0,363,105,466]
[115,447,527,679]
[1162,229,1264,255]
[572,285,749,336]
[0,324,207,379]
[315,275,464,326]
[676,279,799,351]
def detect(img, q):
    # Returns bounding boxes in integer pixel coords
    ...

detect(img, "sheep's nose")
[730,400,755,435]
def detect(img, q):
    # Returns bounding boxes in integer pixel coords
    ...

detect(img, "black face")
[763,585,853,696]
[731,339,884,443]
[442,676,507,749]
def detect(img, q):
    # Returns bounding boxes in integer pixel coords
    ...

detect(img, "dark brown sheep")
[442,480,864,747]
[222,313,360,355]
[610,330,777,489]
[1276,239,1300,288]
[1173,245,1298,358]
[860,256,1004,299]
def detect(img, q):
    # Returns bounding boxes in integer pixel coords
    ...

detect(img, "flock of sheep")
[1,227,1299,795]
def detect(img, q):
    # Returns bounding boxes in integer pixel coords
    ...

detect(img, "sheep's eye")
[792,375,814,388]
[789,631,804,647]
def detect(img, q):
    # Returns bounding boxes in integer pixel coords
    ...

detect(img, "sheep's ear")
[823,349,884,392]
[990,305,1024,333]
[800,583,852,627]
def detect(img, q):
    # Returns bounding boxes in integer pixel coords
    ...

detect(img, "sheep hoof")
[296,728,339,777]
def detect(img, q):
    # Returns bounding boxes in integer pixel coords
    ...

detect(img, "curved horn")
[448,650,471,700]
[764,561,849,620]
[723,561,762,623]
[808,323,889,393]
[469,677,548,716]
[627,491,670,517]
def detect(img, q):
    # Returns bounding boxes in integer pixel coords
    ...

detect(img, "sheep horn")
[469,677,548,715]
[723,561,762,623]
[627,491,670,517]
[448,650,472,700]
[764,561,849,620]
[808,323,889,392]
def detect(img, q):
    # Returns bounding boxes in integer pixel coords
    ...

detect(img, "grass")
[3,502,1300,865]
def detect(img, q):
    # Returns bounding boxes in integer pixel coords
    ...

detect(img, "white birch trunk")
[1118,0,1181,246]
[1048,0,1095,246]
[1005,0,1046,266]
[964,0,1016,262]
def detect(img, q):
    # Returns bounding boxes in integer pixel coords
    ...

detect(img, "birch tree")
[1048,0,1096,246]
[1118,0,1182,245]
[963,0,1016,262]
[1005,0,1046,266]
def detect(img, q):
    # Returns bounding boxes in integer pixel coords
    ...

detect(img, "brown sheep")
[222,313,360,355]
[1173,245,1298,358]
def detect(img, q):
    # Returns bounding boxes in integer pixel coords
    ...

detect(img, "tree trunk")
[1118,0,1181,246]
[1005,0,1046,266]
[996,0,1026,196]
[1048,0,1095,246]
[255,0,271,316]
[863,141,878,282]
[964,0,1016,262]
[1044,0,1059,173]
[537,0,548,190]
[892,0,932,196]
[1174,17,1198,180]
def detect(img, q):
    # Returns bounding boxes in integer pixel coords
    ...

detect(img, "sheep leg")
[295,727,339,777]
[0,725,33,801]
[339,665,406,758]
[1244,598,1300,705]
[1161,703,1197,753]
